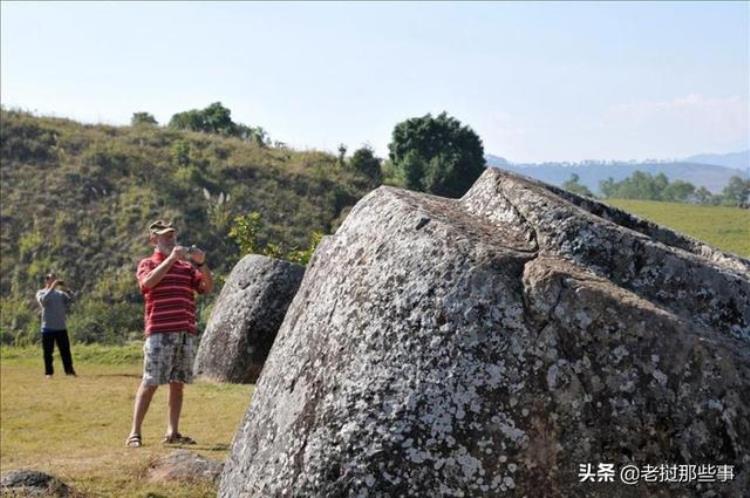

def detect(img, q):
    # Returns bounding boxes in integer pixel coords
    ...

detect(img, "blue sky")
[1,1,748,163]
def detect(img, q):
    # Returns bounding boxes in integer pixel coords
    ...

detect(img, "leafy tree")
[599,177,617,198]
[694,186,714,204]
[662,180,696,202]
[388,112,485,197]
[399,149,427,191]
[201,102,236,135]
[721,176,750,207]
[348,145,382,184]
[169,102,236,136]
[131,112,158,127]
[169,102,270,146]
[562,173,594,197]
[168,109,204,132]
[237,124,268,146]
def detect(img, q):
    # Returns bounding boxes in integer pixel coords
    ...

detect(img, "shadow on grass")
[90,373,142,379]
[203,444,230,452]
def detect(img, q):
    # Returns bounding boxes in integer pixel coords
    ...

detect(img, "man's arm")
[36,289,50,307]
[189,248,213,294]
[36,280,57,305]
[196,264,213,294]
[140,247,187,290]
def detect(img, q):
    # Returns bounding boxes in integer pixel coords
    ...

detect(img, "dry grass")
[0,346,253,497]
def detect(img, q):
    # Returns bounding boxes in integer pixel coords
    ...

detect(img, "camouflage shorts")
[143,332,196,385]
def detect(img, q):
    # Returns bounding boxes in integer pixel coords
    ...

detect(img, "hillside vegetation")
[2,110,747,346]
[0,109,375,344]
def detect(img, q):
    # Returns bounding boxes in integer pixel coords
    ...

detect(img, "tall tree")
[348,145,382,185]
[169,102,236,135]
[662,180,696,202]
[562,173,594,197]
[388,112,485,197]
[131,112,158,127]
[722,176,750,207]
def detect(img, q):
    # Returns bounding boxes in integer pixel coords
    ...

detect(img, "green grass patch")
[1,345,253,497]
[606,199,750,257]
[1,341,145,364]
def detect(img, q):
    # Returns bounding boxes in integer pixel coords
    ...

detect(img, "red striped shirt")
[136,250,205,335]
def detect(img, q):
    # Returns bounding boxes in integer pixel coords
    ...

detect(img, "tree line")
[133,103,488,200]
[563,172,749,208]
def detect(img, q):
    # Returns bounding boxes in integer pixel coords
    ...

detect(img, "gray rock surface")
[0,470,71,497]
[219,168,750,497]
[194,254,305,383]
[146,450,223,484]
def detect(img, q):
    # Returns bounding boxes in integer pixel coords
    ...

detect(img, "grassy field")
[605,199,750,257]
[0,344,253,497]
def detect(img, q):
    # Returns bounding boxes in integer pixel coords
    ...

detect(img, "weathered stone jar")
[220,169,750,497]
[194,254,304,384]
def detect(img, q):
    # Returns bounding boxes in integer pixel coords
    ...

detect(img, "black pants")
[42,330,75,375]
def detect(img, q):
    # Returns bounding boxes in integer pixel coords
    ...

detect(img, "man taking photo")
[36,273,76,378]
[126,220,213,448]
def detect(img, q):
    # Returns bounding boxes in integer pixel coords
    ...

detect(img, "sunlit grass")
[606,199,750,257]
[0,344,253,497]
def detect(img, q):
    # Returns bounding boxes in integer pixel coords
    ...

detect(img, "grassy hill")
[0,109,375,344]
[605,199,749,257]
[2,110,747,346]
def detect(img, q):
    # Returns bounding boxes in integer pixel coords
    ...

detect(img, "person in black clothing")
[36,273,76,378]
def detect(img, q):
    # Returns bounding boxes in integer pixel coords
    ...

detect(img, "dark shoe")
[162,432,196,445]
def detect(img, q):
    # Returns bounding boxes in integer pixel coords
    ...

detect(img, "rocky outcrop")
[0,470,71,497]
[219,168,750,497]
[146,450,223,484]
[194,255,305,383]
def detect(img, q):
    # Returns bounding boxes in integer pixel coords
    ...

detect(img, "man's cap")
[149,220,176,235]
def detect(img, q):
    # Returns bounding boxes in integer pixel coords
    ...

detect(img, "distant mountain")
[485,154,510,167]
[485,156,748,194]
[684,150,749,171]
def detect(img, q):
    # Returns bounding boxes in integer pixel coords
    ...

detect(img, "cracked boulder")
[219,168,750,497]
[194,254,305,383]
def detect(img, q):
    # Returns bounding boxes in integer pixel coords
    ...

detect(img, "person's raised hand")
[170,246,188,261]
[190,247,206,265]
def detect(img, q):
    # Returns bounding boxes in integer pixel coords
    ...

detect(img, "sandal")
[125,433,142,448]
[162,432,196,445]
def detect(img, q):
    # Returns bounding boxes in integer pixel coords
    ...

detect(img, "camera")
[181,245,199,259]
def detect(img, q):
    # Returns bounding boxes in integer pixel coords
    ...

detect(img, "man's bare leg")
[129,381,158,441]
[167,381,184,436]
